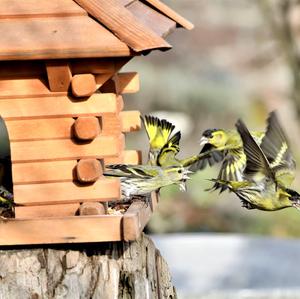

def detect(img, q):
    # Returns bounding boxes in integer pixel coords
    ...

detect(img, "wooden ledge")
[0,192,159,245]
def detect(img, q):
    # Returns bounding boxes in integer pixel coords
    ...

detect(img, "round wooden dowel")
[79,202,106,215]
[71,73,97,97]
[76,159,103,183]
[74,116,101,140]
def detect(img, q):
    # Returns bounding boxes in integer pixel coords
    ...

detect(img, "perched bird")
[190,111,294,192]
[104,164,191,199]
[211,118,300,211]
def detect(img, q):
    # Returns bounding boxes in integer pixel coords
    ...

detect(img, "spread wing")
[235,119,275,184]
[188,143,225,172]
[260,111,296,187]
[141,115,175,151]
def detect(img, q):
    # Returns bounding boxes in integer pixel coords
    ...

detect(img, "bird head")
[286,188,300,209]
[164,166,192,192]
[200,129,228,148]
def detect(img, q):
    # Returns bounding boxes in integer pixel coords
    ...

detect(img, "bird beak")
[199,136,208,146]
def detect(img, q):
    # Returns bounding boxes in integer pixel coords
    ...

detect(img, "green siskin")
[104,164,191,199]
[190,111,295,192]
[211,118,300,211]
[141,115,176,166]
[141,115,212,169]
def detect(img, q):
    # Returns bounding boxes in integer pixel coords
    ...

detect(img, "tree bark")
[0,233,177,299]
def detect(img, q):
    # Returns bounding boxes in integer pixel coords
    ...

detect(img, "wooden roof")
[0,0,193,60]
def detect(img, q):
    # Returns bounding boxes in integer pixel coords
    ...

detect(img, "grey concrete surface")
[152,234,300,298]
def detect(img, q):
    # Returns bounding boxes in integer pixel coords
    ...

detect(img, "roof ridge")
[73,0,172,52]
[143,0,194,30]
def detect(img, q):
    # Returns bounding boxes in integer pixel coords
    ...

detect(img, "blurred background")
[123,1,300,298]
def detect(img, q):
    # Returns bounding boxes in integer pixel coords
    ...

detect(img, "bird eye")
[178,169,182,174]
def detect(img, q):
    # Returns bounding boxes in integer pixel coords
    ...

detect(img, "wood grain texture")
[120,110,141,132]
[0,93,117,120]
[117,72,140,93]
[10,135,124,163]
[0,0,87,19]
[71,74,97,97]
[123,192,158,241]
[14,178,121,205]
[0,77,65,99]
[12,151,140,184]
[6,118,74,141]
[12,160,78,184]
[76,159,103,183]
[73,116,101,140]
[46,61,72,92]
[128,1,176,37]
[73,0,171,52]
[0,215,123,245]
[5,112,135,142]
[0,58,129,78]
[0,16,131,60]
[15,203,80,219]
[100,72,139,94]
[79,202,106,215]
[144,0,194,30]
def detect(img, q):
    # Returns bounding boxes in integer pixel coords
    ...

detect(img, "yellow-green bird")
[141,115,212,169]
[211,118,300,211]
[190,111,295,191]
[141,115,176,166]
[104,164,191,198]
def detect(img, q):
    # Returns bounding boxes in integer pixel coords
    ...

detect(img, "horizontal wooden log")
[71,74,97,97]
[105,150,142,165]
[0,58,130,78]
[46,61,72,92]
[76,159,103,183]
[6,113,134,142]
[0,215,123,245]
[0,77,66,99]
[0,93,117,120]
[14,178,121,205]
[73,116,101,140]
[10,135,124,163]
[15,203,80,219]
[12,150,140,185]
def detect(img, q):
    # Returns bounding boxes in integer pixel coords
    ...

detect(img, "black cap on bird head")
[287,188,300,209]
[202,129,219,138]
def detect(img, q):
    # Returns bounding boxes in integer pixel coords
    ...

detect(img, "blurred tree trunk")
[0,233,177,299]
[259,0,300,117]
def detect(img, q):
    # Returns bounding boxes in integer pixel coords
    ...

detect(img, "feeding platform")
[0,0,193,245]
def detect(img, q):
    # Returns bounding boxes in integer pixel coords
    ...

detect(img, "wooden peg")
[73,116,101,140]
[76,159,103,183]
[71,74,97,97]
[45,61,72,92]
[79,202,106,215]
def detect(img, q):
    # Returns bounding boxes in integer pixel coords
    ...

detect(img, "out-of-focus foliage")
[123,0,300,237]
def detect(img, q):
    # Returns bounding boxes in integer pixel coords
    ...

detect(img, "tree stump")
[0,233,177,299]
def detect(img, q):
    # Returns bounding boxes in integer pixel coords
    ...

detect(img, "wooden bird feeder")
[0,0,193,245]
